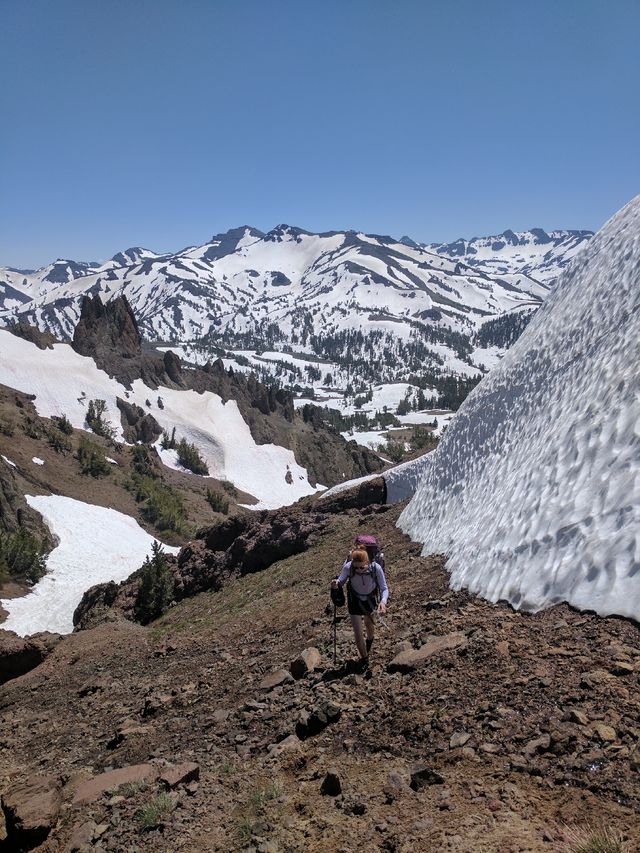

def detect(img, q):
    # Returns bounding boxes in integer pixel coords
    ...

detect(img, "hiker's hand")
[331,580,339,589]
[378,602,387,615]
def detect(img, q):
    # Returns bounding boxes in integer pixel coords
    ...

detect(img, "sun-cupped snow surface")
[399,195,640,621]
[0,332,321,509]
[0,495,180,636]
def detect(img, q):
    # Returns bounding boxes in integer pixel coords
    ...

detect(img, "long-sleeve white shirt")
[337,560,389,605]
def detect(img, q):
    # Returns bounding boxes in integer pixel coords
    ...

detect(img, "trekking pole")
[333,602,337,665]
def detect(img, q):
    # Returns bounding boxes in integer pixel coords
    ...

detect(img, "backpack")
[355,535,385,570]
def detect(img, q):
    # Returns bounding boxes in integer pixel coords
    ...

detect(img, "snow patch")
[0,495,180,636]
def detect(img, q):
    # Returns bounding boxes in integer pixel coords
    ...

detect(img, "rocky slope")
[0,500,638,852]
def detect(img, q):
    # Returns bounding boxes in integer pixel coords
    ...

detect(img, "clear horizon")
[2,0,639,268]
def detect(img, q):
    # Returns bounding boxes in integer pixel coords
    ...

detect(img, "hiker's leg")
[350,615,367,659]
[364,615,375,653]
[364,615,375,641]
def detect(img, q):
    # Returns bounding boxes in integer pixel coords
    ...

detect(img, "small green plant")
[119,780,150,798]
[135,791,174,831]
[54,413,74,435]
[563,825,629,853]
[0,529,48,584]
[206,489,229,514]
[85,399,115,440]
[235,782,282,844]
[134,541,175,624]
[177,438,209,475]
[77,436,111,477]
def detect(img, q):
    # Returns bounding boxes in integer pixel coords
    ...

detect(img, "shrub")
[206,489,229,514]
[384,436,406,463]
[131,445,156,478]
[77,436,111,477]
[54,414,74,435]
[160,427,176,450]
[85,399,115,440]
[0,419,15,437]
[47,428,72,454]
[0,529,48,584]
[409,427,438,453]
[134,542,175,624]
[177,438,209,475]
[221,480,238,497]
[128,474,187,534]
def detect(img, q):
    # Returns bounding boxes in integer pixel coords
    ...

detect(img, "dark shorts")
[347,586,377,616]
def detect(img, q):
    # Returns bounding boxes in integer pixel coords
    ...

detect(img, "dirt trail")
[1,503,639,852]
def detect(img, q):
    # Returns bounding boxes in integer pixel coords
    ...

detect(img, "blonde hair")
[350,548,369,568]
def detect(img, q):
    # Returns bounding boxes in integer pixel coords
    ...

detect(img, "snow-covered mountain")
[0,225,567,393]
[424,228,592,284]
[395,196,639,620]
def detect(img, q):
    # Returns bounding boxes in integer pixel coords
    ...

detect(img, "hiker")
[331,547,388,669]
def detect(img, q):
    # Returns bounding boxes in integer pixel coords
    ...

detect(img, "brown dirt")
[0,502,638,852]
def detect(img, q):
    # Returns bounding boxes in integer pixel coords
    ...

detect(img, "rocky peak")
[72,295,141,359]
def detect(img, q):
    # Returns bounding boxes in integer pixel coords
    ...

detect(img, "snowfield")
[0,331,322,509]
[0,495,180,636]
[399,195,640,621]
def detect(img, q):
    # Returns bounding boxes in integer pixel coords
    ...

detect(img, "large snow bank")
[398,195,640,621]
[0,495,179,636]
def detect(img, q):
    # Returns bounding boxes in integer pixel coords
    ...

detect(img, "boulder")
[296,702,341,740]
[73,764,157,804]
[290,647,321,679]
[320,769,342,796]
[0,630,48,685]
[1,775,62,848]
[409,766,445,790]
[387,633,468,673]
[159,762,200,789]
[591,722,617,743]
[259,669,294,691]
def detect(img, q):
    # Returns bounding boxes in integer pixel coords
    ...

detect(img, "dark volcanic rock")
[163,349,184,385]
[0,630,47,685]
[116,397,162,443]
[72,294,141,358]
[316,476,387,513]
[8,321,57,350]
[1,775,62,848]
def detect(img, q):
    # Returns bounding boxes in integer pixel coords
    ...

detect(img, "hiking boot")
[356,656,369,673]
[366,638,373,653]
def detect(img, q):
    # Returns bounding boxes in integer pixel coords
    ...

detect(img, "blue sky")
[1,0,639,268]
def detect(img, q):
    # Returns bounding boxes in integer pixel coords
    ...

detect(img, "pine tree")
[134,542,174,624]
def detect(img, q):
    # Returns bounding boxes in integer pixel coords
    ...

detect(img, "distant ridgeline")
[0,223,589,418]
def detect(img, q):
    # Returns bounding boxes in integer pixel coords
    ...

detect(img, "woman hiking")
[331,547,388,670]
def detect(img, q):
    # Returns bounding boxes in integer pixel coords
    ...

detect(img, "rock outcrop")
[72,294,141,359]
[73,507,330,630]
[0,630,63,685]
[7,322,56,350]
